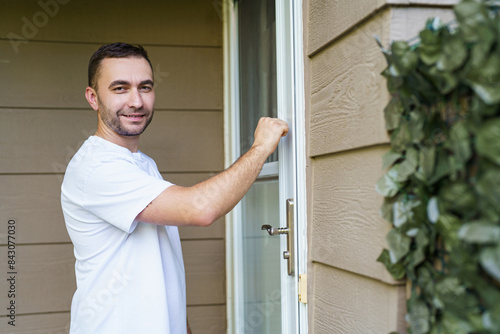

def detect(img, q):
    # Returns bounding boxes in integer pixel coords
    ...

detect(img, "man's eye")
[141,86,153,92]
[113,87,126,92]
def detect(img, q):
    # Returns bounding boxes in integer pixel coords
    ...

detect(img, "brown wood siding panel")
[142,111,224,173]
[0,175,69,245]
[308,0,387,55]
[0,0,222,47]
[0,42,222,110]
[309,10,391,158]
[188,305,226,334]
[308,0,456,55]
[310,262,406,334]
[0,307,226,334]
[0,312,71,334]
[0,244,75,316]
[0,109,223,174]
[0,173,224,245]
[1,1,224,331]
[0,241,224,316]
[183,240,225,306]
[311,145,397,283]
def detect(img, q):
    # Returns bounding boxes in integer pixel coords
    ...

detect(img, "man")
[61,42,288,333]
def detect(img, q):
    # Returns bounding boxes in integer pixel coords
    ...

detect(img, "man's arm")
[136,117,288,227]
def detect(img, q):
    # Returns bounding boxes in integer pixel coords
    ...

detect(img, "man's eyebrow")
[107,79,154,89]
[108,80,129,88]
[140,80,154,86]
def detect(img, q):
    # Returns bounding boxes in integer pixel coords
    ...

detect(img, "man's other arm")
[136,117,288,227]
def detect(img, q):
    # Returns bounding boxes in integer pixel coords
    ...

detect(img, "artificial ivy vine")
[376,0,500,332]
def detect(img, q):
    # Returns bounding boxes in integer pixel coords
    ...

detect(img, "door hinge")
[298,274,307,304]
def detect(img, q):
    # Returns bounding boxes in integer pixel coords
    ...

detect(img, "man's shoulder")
[64,137,136,183]
[73,137,136,165]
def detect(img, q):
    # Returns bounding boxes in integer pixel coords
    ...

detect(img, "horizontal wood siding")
[0,42,222,110]
[305,0,455,332]
[309,10,390,157]
[0,1,225,333]
[310,263,406,333]
[311,146,395,283]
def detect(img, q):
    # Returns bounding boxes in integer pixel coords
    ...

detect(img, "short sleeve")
[83,159,172,233]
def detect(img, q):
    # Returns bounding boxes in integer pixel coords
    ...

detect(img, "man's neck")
[95,123,140,153]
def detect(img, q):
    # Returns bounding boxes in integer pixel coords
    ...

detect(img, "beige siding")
[0,42,221,110]
[311,146,395,283]
[310,263,406,334]
[305,0,455,332]
[0,1,224,333]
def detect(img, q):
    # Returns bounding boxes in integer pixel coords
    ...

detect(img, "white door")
[224,1,307,333]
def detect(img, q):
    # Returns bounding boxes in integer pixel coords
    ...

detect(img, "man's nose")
[127,89,143,109]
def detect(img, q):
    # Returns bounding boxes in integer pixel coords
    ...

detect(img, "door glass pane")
[238,0,277,162]
[241,178,281,333]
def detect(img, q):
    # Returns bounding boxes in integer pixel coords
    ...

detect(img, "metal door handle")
[261,225,289,236]
[260,199,295,276]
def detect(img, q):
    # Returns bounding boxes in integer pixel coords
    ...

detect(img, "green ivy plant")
[376,1,500,332]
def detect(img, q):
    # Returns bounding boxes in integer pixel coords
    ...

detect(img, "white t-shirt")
[61,136,186,334]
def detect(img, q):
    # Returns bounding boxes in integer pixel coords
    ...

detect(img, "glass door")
[224,0,307,333]
[235,1,281,333]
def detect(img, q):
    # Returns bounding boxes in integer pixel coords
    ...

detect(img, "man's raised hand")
[251,117,289,157]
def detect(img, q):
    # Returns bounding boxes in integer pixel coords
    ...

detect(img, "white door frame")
[223,0,308,333]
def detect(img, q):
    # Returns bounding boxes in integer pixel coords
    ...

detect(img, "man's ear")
[85,86,99,111]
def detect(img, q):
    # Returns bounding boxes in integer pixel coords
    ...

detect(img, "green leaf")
[427,197,439,224]
[454,0,490,43]
[384,97,404,131]
[409,111,426,144]
[437,35,467,71]
[381,197,397,223]
[449,121,472,166]
[480,245,500,282]
[377,249,405,280]
[466,54,500,104]
[393,198,421,228]
[382,149,401,170]
[410,246,426,269]
[439,313,475,334]
[425,65,459,94]
[395,147,419,182]
[436,214,463,250]
[483,303,500,332]
[376,165,402,197]
[391,120,412,152]
[387,228,411,263]
[477,168,500,209]
[468,24,495,68]
[438,181,476,216]
[476,119,500,165]
[435,277,466,308]
[418,28,442,65]
[415,145,436,182]
[458,221,500,244]
[391,41,418,75]
[408,299,430,334]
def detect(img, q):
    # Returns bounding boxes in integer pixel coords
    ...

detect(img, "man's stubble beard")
[97,99,154,137]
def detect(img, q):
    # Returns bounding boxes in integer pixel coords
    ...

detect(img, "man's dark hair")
[88,42,153,89]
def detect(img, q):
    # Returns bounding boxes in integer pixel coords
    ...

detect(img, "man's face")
[94,57,155,137]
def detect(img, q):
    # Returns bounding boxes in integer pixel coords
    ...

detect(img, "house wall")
[0,1,225,333]
[304,1,455,333]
